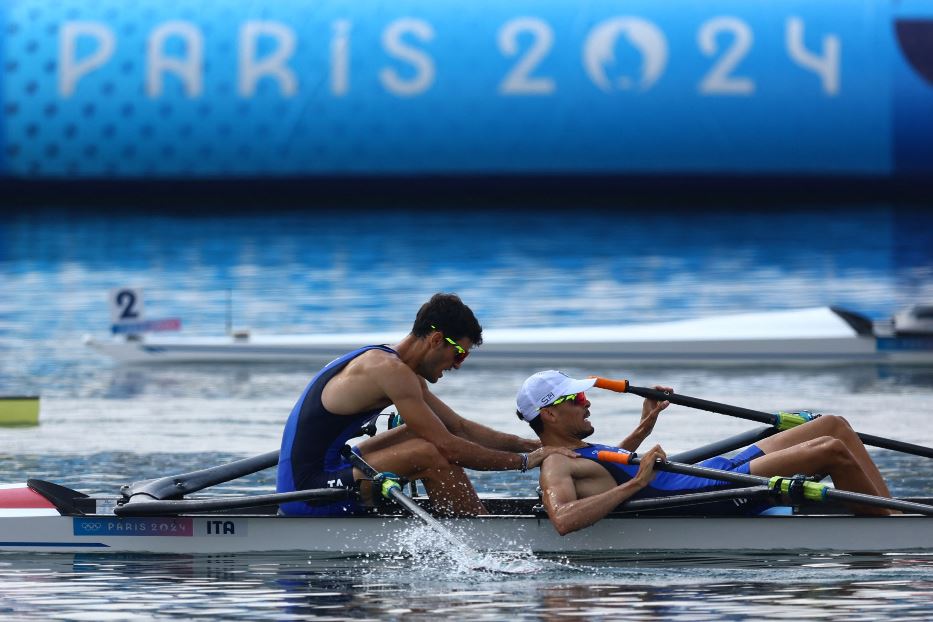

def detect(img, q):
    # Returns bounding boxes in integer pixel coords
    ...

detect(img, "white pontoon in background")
[84,305,933,366]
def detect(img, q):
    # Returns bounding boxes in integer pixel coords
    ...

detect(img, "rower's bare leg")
[417,469,488,518]
[355,436,487,517]
[355,423,415,454]
[749,436,891,515]
[755,415,891,497]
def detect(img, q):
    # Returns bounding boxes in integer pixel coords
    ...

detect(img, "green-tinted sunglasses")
[431,325,468,363]
[549,393,587,407]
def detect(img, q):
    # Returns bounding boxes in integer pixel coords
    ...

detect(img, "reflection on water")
[0,551,931,621]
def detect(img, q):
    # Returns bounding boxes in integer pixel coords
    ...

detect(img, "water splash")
[384,522,550,576]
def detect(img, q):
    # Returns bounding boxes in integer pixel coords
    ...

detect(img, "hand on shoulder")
[528,445,579,469]
[519,437,542,452]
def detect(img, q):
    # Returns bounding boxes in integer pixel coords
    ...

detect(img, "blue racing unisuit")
[277,345,398,516]
[575,443,764,500]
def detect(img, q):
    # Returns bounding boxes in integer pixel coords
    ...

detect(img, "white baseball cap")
[516,370,596,422]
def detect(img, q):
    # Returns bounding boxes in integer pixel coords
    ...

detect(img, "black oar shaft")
[627,385,933,460]
[627,385,777,426]
[115,488,348,517]
[616,486,773,513]
[823,488,933,515]
[343,447,477,553]
[854,432,933,460]
[632,456,764,486]
[670,426,777,464]
[123,450,280,501]
[629,456,933,516]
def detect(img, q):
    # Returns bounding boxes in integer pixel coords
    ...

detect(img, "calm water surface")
[1,204,932,619]
[1,551,932,620]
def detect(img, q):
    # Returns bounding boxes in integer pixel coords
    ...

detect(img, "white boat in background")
[83,305,933,366]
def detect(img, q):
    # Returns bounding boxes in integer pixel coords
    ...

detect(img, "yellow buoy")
[0,396,40,426]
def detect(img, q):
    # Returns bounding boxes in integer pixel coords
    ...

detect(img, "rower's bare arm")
[376,365,527,471]
[541,455,646,536]
[541,446,666,536]
[423,389,540,452]
[619,386,671,452]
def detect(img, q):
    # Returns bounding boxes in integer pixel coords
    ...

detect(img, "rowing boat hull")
[3,512,931,555]
[83,308,933,366]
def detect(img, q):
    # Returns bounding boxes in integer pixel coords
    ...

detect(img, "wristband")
[519,453,528,473]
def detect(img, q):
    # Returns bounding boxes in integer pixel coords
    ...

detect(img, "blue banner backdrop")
[1,0,932,179]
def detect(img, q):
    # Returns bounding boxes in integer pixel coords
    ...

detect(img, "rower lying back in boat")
[515,371,920,535]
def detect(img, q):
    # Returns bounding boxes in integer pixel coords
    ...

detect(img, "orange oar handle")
[596,450,635,465]
[590,377,630,393]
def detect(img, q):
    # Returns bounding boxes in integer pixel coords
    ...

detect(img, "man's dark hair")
[412,293,483,346]
[516,410,544,435]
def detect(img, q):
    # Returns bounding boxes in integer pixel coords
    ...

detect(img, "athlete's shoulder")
[349,345,399,367]
[541,450,578,472]
[359,346,405,369]
[354,347,420,391]
[542,450,602,484]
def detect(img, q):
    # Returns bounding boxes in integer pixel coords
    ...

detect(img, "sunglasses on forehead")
[430,325,468,363]
[549,392,587,407]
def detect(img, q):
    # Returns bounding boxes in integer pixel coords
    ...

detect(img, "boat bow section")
[0,483,61,517]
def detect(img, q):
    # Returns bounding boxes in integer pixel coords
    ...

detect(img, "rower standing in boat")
[277,294,577,517]
[516,370,898,535]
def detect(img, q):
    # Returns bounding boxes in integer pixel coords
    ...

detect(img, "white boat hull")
[2,511,931,555]
[84,307,933,366]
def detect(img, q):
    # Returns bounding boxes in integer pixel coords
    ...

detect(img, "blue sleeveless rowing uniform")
[576,443,765,513]
[277,345,398,516]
